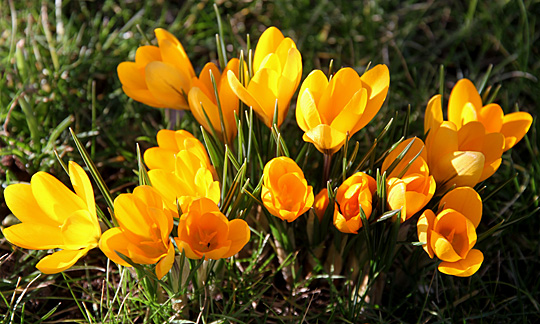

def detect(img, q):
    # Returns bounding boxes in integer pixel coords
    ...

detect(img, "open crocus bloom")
[99,186,176,279]
[117,28,195,110]
[148,150,221,213]
[261,156,314,222]
[333,172,377,234]
[2,162,101,274]
[295,66,389,155]
[382,138,436,222]
[417,186,483,277]
[425,117,504,191]
[425,79,532,151]
[175,197,250,260]
[144,129,216,178]
[227,26,302,128]
[189,59,245,143]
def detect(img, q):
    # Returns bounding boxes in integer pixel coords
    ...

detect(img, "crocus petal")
[430,231,463,262]
[417,209,435,258]
[247,68,281,126]
[303,124,347,155]
[318,68,363,122]
[382,137,426,179]
[424,95,443,135]
[253,26,285,72]
[36,247,93,274]
[117,61,147,90]
[438,249,484,277]
[155,28,195,78]
[155,241,176,279]
[176,239,201,259]
[68,162,96,218]
[143,147,176,173]
[4,183,50,225]
[227,70,265,121]
[145,61,190,110]
[135,45,162,68]
[432,151,485,190]
[61,210,101,250]
[331,88,368,135]
[357,64,390,130]
[387,179,407,219]
[448,79,482,127]
[500,111,533,151]
[477,132,504,182]
[297,89,323,131]
[31,172,87,224]
[2,223,63,250]
[478,103,504,133]
[121,86,167,108]
[439,187,482,228]
[99,227,132,267]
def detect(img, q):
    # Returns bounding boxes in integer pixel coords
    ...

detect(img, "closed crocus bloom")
[189,59,245,143]
[2,162,101,274]
[117,28,195,110]
[175,197,250,260]
[148,150,220,212]
[334,172,377,234]
[227,26,302,128]
[99,186,176,279]
[296,66,390,155]
[313,188,330,222]
[261,156,314,222]
[144,129,215,177]
[425,119,504,191]
[382,138,436,221]
[417,187,483,277]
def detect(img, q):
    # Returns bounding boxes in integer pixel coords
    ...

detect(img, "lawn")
[1,0,539,323]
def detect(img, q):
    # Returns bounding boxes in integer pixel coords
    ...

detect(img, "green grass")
[1,0,539,323]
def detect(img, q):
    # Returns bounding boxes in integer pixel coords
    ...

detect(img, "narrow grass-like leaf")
[136,143,151,186]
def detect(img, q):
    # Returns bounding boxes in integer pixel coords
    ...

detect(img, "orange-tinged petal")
[382,137,426,179]
[333,207,362,234]
[143,147,175,173]
[2,223,63,250]
[223,219,250,258]
[114,194,155,238]
[448,79,482,127]
[155,29,195,78]
[331,88,368,135]
[318,67,363,122]
[387,178,406,217]
[500,111,533,151]
[227,70,265,121]
[247,68,281,126]
[459,102,478,127]
[432,151,485,190]
[417,209,435,258]
[145,61,190,110]
[155,241,175,279]
[297,69,328,107]
[426,121,459,168]
[99,227,132,267]
[440,187,482,228]
[189,86,221,134]
[4,183,50,225]
[134,45,161,68]
[313,188,330,222]
[424,95,443,135]
[303,124,347,155]
[117,61,147,90]
[478,103,504,133]
[121,85,167,108]
[278,46,302,100]
[357,64,390,130]
[36,246,93,274]
[69,162,96,218]
[478,132,504,182]
[31,172,87,224]
[438,249,483,277]
[430,231,462,262]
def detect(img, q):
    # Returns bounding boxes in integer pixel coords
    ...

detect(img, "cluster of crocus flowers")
[228,26,303,128]
[382,137,436,222]
[261,156,314,222]
[2,162,101,274]
[424,79,532,191]
[295,65,389,155]
[333,172,377,234]
[117,28,196,110]
[417,186,484,277]
[99,186,176,279]
[145,129,220,210]
[188,59,244,143]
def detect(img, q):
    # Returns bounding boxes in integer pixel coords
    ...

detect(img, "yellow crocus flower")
[227,26,302,128]
[296,66,390,155]
[2,162,101,274]
[117,28,195,110]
